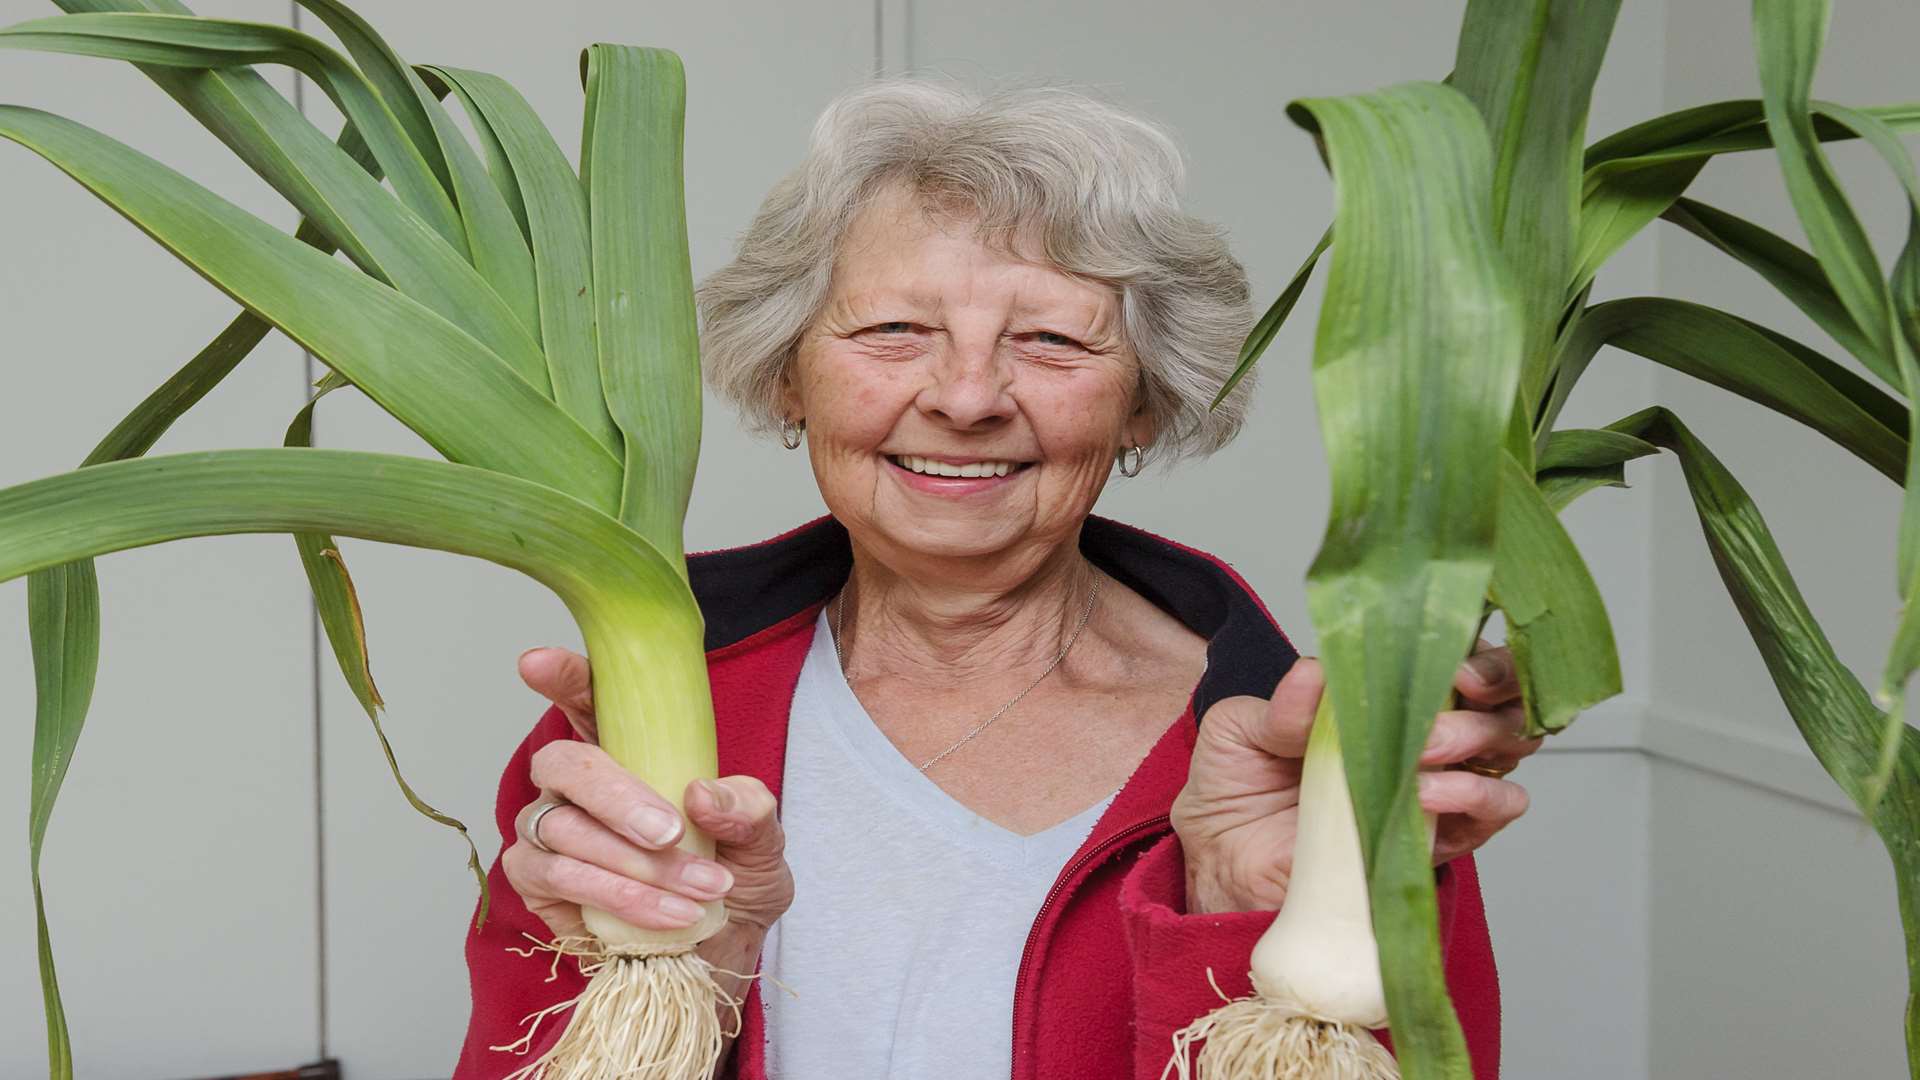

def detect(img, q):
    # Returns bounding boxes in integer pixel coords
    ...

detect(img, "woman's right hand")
[502,647,795,991]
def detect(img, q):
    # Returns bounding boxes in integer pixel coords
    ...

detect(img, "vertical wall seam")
[1643,5,1673,1075]
[289,0,330,1062]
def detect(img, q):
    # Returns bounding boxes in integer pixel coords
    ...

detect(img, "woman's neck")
[834,538,1102,687]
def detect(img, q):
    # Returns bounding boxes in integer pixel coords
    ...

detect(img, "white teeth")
[893,455,1021,478]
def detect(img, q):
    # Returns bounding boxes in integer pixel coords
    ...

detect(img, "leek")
[0,3,729,1077]
[1175,1,1920,1077]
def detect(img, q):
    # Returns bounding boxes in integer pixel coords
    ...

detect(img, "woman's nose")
[917,340,1015,428]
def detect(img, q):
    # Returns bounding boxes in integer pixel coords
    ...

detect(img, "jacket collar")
[689,514,1297,727]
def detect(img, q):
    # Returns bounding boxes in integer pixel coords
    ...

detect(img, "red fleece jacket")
[453,518,1502,1079]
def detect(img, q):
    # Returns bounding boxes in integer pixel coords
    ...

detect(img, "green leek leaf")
[1533,427,1658,513]
[0,448,715,849]
[1537,427,1660,472]
[427,64,620,455]
[290,1,540,340]
[0,12,464,256]
[0,104,619,509]
[26,563,93,1080]
[1210,228,1329,409]
[1753,0,1894,365]
[1573,101,1920,305]
[1555,298,1907,483]
[582,45,701,568]
[1452,0,1621,408]
[39,0,551,394]
[1488,451,1622,735]
[1661,197,1875,372]
[1290,80,1522,1080]
[417,66,530,244]
[1585,100,1920,170]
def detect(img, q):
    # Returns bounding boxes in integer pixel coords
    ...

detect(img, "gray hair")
[696,78,1255,462]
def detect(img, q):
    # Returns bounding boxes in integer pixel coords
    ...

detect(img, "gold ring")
[1458,759,1517,780]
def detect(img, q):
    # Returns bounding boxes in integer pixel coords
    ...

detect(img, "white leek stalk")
[1167,699,1399,1079]
[494,603,735,1080]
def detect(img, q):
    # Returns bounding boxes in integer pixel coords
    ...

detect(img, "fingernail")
[699,779,736,814]
[627,806,682,847]
[683,861,733,895]
[1468,652,1509,686]
[659,894,705,924]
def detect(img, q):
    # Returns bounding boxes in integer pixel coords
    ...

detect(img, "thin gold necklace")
[830,574,1103,772]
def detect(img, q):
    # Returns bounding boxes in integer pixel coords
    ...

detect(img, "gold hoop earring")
[1117,443,1147,477]
[780,417,805,450]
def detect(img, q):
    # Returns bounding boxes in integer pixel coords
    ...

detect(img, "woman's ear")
[1123,404,1158,453]
[777,356,804,424]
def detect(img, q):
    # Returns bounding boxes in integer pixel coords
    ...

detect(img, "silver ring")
[524,798,569,854]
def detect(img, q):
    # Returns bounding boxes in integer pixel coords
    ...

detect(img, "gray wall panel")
[1649,759,1907,1077]
[1475,753,1650,1080]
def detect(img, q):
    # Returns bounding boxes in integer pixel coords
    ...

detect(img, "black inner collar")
[687,516,1298,724]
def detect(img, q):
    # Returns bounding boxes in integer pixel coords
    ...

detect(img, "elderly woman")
[454,80,1533,1080]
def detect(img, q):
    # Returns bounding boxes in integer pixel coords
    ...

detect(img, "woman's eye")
[1031,332,1081,348]
[869,322,916,334]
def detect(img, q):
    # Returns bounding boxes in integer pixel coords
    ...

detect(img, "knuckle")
[501,843,533,885]
[503,846,559,902]
[1200,694,1263,732]
[1502,780,1531,819]
[611,881,680,926]
[532,805,581,848]
[545,858,598,901]
[529,740,586,785]
[605,877,650,910]
[735,778,779,822]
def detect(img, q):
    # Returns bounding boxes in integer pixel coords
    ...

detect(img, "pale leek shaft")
[1167,701,1399,1080]
[576,610,729,945]
[1250,703,1388,1029]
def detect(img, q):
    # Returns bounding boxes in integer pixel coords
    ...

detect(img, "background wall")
[0,0,1905,1077]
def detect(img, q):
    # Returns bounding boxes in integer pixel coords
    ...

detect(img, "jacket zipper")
[1008,814,1172,1078]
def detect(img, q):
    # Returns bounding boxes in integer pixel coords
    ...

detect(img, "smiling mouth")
[886,454,1033,479]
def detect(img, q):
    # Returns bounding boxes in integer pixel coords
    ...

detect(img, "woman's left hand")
[1171,641,1540,915]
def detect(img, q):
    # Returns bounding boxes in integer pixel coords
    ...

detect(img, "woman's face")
[785,190,1152,581]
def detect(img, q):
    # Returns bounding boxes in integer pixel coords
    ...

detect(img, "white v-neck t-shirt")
[759,611,1115,1078]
